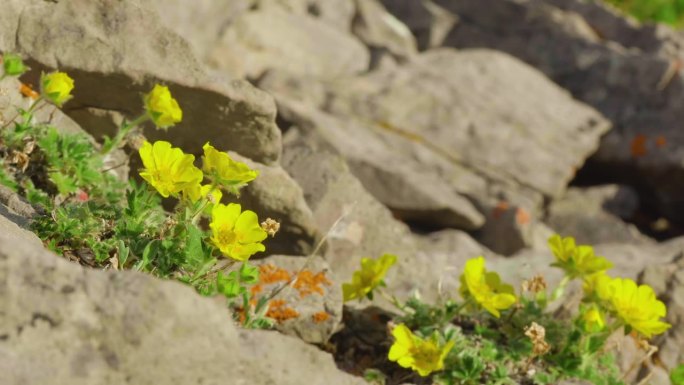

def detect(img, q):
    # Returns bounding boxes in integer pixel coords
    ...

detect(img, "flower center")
[217,225,237,246]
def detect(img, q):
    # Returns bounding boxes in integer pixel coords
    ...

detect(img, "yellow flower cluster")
[459,256,517,318]
[548,235,613,278]
[138,140,265,261]
[596,276,671,338]
[549,235,670,339]
[388,324,454,377]
[342,253,396,301]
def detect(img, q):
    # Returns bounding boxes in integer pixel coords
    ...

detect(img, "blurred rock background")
[1,0,684,384]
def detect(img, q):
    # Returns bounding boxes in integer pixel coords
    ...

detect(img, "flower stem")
[101,113,148,154]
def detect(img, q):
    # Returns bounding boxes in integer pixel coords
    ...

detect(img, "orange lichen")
[293,270,332,298]
[655,135,667,148]
[258,263,291,284]
[312,311,330,323]
[492,201,510,219]
[515,207,531,225]
[266,299,299,322]
[631,134,648,158]
[19,83,39,100]
[250,284,263,296]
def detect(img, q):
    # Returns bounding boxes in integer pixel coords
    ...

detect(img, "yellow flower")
[582,305,605,333]
[210,203,267,261]
[144,84,182,129]
[138,141,202,198]
[342,254,397,302]
[388,324,454,377]
[582,271,612,297]
[183,183,223,204]
[41,72,74,106]
[549,235,613,278]
[459,256,517,318]
[600,277,671,338]
[202,143,258,192]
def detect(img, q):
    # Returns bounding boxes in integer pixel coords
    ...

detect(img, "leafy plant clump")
[603,0,684,27]
[0,53,282,328]
[341,235,672,385]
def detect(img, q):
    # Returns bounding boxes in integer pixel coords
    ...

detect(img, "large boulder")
[207,5,370,79]
[430,0,684,225]
[2,0,282,164]
[0,219,366,385]
[266,49,609,246]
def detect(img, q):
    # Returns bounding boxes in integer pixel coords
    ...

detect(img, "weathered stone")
[352,0,417,60]
[379,0,458,50]
[0,208,42,248]
[258,0,357,32]
[208,5,369,79]
[477,202,555,255]
[251,255,341,344]
[277,98,485,230]
[434,0,684,224]
[0,227,366,385]
[325,49,610,199]
[546,185,652,245]
[4,0,281,164]
[282,129,477,303]
[228,152,319,256]
[143,0,252,66]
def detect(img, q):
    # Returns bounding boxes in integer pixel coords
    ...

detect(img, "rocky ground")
[1,0,684,384]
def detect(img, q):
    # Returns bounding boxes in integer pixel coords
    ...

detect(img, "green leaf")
[671,364,684,385]
[117,240,129,269]
[49,171,78,195]
[239,262,259,284]
[217,271,242,298]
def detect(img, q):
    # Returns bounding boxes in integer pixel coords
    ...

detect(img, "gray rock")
[0,206,42,248]
[228,152,319,256]
[277,98,485,230]
[477,202,555,256]
[434,0,684,224]
[546,185,652,245]
[258,0,357,32]
[282,128,476,303]
[352,0,417,60]
[269,49,608,239]
[251,255,341,344]
[143,0,252,66]
[0,221,365,385]
[207,5,370,79]
[325,48,610,198]
[4,0,282,164]
[379,0,458,50]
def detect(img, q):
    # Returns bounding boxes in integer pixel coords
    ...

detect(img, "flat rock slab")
[325,49,611,198]
[0,220,365,385]
[208,5,369,79]
[432,0,684,223]
[3,0,282,164]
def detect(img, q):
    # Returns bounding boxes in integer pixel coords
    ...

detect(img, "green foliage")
[672,364,684,385]
[603,0,684,27]
[0,74,271,331]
